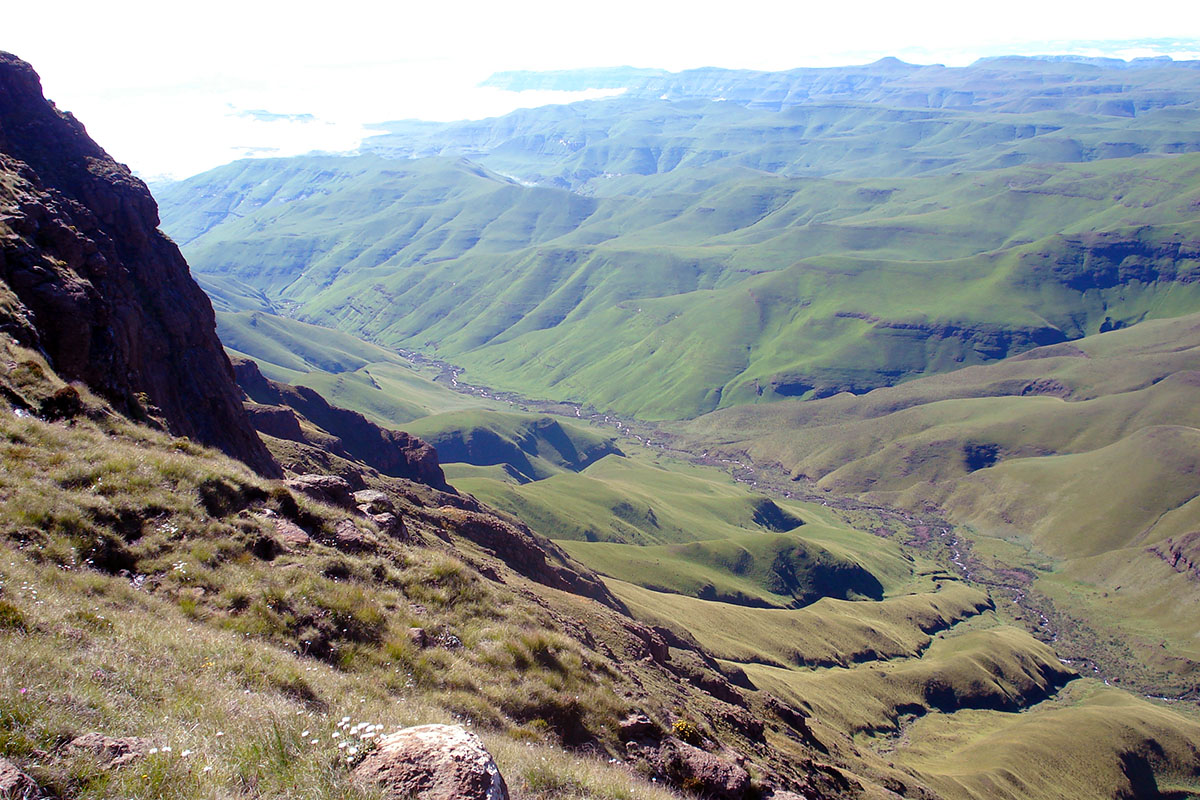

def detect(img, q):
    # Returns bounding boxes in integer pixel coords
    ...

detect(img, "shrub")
[671,718,702,745]
[0,599,26,631]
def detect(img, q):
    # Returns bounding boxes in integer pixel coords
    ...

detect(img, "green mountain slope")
[159,150,1200,418]
[679,312,1200,693]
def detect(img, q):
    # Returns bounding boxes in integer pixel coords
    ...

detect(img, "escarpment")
[0,51,278,476]
[233,356,450,490]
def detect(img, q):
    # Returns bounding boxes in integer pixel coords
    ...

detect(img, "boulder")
[353,724,508,800]
[408,627,430,648]
[274,518,311,548]
[618,713,659,741]
[0,756,38,799]
[370,512,407,539]
[286,475,354,508]
[333,519,376,553]
[66,733,152,767]
[660,740,750,800]
[354,489,394,514]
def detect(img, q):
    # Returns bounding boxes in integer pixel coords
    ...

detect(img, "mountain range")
[3,49,1200,800]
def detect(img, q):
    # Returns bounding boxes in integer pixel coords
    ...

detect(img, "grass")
[0,338,702,799]
[215,310,491,427]
[0,540,681,800]
[892,681,1200,800]
[679,313,1200,695]
[403,409,621,482]
[609,579,991,668]
[158,135,1200,418]
[745,626,1073,737]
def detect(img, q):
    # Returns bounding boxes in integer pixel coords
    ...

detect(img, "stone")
[333,519,376,553]
[660,740,750,800]
[0,756,38,799]
[408,627,429,648]
[618,713,659,741]
[65,733,152,767]
[353,723,508,800]
[274,518,311,548]
[370,512,407,539]
[354,489,394,514]
[286,474,354,508]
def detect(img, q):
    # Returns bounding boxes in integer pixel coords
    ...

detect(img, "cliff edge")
[0,52,279,476]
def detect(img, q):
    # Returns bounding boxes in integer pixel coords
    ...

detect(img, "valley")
[4,48,1200,800]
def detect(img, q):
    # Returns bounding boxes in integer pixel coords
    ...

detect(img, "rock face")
[234,357,449,490]
[353,724,508,800]
[0,52,278,477]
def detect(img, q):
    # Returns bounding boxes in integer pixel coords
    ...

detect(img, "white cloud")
[4,0,1198,179]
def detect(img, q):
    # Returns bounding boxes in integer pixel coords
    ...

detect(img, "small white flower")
[203,765,213,773]
[215,731,224,738]
[301,730,310,737]
[180,749,191,758]
[332,732,340,738]
[310,739,318,745]
[149,748,158,755]
[162,746,172,753]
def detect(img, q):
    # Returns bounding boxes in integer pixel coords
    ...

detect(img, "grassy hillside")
[215,310,489,426]
[403,410,621,482]
[159,147,1200,418]
[0,337,688,800]
[679,312,1200,694]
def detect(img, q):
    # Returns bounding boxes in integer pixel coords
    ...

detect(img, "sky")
[5,0,1200,181]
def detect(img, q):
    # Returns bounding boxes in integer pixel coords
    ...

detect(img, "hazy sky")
[5,0,1199,180]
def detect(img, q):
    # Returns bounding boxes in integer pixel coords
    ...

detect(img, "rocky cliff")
[232,357,450,491]
[0,52,278,476]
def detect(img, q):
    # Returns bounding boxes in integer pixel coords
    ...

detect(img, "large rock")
[286,474,355,508]
[66,733,151,767]
[0,52,279,477]
[0,756,38,799]
[630,738,750,800]
[353,724,508,800]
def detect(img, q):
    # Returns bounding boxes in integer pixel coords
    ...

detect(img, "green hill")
[680,312,1200,694]
[158,146,1200,418]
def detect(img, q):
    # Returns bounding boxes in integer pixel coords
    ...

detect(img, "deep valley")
[3,48,1200,800]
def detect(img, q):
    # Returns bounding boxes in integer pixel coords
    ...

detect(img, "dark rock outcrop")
[353,724,508,800]
[0,52,278,476]
[234,357,450,491]
[286,474,356,508]
[624,736,751,800]
[1148,531,1200,581]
